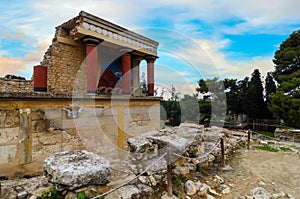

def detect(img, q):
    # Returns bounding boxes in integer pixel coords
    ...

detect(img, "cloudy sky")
[1,0,300,96]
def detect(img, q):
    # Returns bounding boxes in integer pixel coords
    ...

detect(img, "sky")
[1,0,300,97]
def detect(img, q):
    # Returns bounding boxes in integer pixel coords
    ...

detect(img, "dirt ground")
[219,146,300,198]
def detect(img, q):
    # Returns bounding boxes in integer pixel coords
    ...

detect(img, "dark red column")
[83,37,102,94]
[146,57,156,96]
[122,54,131,94]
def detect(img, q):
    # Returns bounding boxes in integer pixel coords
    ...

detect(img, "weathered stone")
[118,185,141,199]
[17,190,28,199]
[149,175,157,186]
[161,192,179,199]
[43,150,111,190]
[206,194,216,199]
[136,184,154,194]
[216,184,230,194]
[271,191,286,198]
[185,180,197,196]
[258,181,266,186]
[138,176,149,185]
[149,135,190,152]
[127,137,152,153]
[250,187,271,199]
[212,175,224,184]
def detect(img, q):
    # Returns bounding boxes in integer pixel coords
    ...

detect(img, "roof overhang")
[59,11,159,57]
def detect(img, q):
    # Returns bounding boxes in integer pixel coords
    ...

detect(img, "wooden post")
[167,146,173,197]
[247,130,251,150]
[220,138,225,167]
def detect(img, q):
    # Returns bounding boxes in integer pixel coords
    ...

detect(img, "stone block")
[0,145,17,164]
[0,127,19,145]
[44,109,61,120]
[43,150,111,190]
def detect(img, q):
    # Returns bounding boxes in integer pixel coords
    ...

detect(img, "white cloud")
[0,40,48,78]
[0,0,298,81]
[176,38,274,80]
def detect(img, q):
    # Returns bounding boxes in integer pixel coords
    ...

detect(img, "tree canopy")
[269,30,300,128]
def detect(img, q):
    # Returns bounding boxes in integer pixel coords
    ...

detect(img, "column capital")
[145,56,157,63]
[119,48,132,55]
[83,36,103,46]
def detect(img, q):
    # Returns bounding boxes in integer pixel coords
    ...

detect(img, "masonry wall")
[41,27,86,94]
[0,78,33,93]
[0,101,160,178]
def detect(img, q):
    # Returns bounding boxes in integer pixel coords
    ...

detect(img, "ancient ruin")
[0,11,161,178]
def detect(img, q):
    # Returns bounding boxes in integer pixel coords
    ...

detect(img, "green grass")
[253,145,278,152]
[254,131,274,137]
[279,146,293,152]
[172,174,187,186]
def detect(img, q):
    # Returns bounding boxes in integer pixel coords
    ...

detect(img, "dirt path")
[221,148,300,198]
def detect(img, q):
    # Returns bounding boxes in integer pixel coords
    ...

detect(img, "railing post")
[167,146,173,197]
[220,138,225,167]
[247,130,251,150]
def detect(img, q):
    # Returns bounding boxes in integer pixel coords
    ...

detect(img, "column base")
[87,90,96,95]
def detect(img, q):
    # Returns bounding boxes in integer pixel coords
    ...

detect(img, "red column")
[122,54,131,94]
[83,37,101,94]
[146,57,156,96]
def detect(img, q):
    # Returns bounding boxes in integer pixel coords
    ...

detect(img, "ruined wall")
[41,27,86,94]
[0,78,33,93]
[275,128,300,142]
[0,102,160,178]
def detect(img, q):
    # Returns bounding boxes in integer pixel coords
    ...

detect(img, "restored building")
[0,11,161,177]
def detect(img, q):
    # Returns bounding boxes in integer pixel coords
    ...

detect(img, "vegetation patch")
[279,146,293,152]
[37,186,63,199]
[172,174,187,186]
[253,145,278,152]
[254,131,274,138]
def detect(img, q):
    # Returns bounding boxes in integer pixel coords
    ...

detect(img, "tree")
[223,78,239,114]
[265,72,277,119]
[246,69,266,118]
[236,77,249,114]
[265,72,277,102]
[160,85,181,126]
[196,77,226,124]
[180,94,199,123]
[269,30,300,128]
[4,74,26,80]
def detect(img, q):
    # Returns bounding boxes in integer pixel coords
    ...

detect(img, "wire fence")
[173,139,221,161]
[91,152,167,199]
[90,130,251,198]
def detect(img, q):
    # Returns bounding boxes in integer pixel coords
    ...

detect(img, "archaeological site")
[1,11,299,199]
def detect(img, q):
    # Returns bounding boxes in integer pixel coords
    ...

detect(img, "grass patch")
[254,131,274,137]
[172,174,187,186]
[279,146,293,152]
[253,145,278,152]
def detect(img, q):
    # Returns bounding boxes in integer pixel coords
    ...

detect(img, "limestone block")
[185,180,197,196]
[0,145,17,164]
[31,110,45,121]
[44,109,62,120]
[250,187,271,199]
[0,127,19,145]
[62,119,76,129]
[43,150,111,190]
[38,134,57,145]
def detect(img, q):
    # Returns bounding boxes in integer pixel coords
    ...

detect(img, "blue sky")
[1,0,300,96]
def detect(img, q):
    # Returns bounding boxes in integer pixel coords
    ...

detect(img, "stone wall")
[41,27,86,94]
[274,128,300,142]
[0,101,160,178]
[0,78,33,93]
